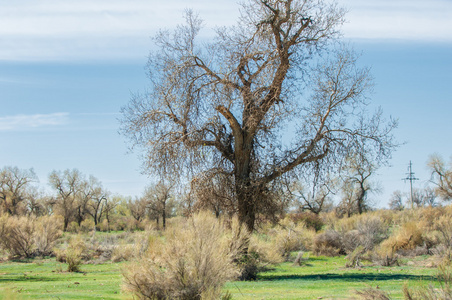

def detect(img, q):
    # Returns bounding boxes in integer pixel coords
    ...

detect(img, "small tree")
[0,166,38,216]
[144,181,175,230]
[428,154,452,201]
[388,190,404,211]
[339,152,379,215]
[48,169,85,231]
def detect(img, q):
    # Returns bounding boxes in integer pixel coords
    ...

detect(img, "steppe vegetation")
[3,0,452,298]
[2,204,452,299]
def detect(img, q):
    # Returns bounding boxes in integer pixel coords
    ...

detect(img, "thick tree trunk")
[236,174,256,232]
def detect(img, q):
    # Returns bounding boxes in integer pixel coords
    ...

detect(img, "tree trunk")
[236,180,256,232]
[235,135,255,232]
[162,201,166,230]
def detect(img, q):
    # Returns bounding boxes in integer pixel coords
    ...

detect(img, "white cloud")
[0,0,451,61]
[342,0,452,41]
[0,0,239,61]
[0,113,69,131]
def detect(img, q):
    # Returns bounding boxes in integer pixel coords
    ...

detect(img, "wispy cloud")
[0,0,451,61]
[0,113,69,131]
[342,0,452,41]
[0,0,238,61]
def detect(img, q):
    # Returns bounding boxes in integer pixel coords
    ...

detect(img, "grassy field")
[0,255,438,299]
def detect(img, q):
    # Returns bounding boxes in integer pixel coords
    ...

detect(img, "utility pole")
[402,161,419,209]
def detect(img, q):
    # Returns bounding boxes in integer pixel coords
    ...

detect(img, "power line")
[402,161,419,209]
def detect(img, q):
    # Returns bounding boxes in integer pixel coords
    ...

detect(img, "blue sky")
[1,0,451,206]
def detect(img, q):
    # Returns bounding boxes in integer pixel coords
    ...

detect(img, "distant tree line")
[1,153,450,231]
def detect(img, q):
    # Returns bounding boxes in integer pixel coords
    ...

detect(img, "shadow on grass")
[0,275,61,283]
[259,272,435,282]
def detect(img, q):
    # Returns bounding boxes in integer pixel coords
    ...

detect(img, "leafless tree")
[83,175,109,226]
[0,166,38,215]
[144,181,175,229]
[340,152,379,215]
[121,0,397,231]
[127,197,148,223]
[428,154,452,201]
[388,190,404,211]
[410,187,437,208]
[289,164,335,214]
[48,169,84,231]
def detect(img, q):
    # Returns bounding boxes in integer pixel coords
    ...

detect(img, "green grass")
[0,255,439,299]
[0,259,126,299]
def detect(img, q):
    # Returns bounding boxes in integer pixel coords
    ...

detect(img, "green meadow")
[0,255,438,300]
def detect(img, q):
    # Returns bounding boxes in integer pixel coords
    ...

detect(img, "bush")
[313,230,344,256]
[34,216,63,256]
[355,286,391,300]
[0,215,36,258]
[67,221,79,233]
[382,222,424,254]
[371,245,399,267]
[80,219,95,233]
[403,263,452,299]
[54,235,86,272]
[123,212,247,300]
[289,212,324,232]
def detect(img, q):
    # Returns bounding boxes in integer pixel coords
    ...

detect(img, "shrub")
[67,221,79,233]
[435,215,452,249]
[34,216,63,256]
[371,245,399,267]
[356,216,388,251]
[403,263,452,299]
[289,212,324,231]
[98,219,110,232]
[123,212,247,299]
[80,219,95,233]
[380,222,424,256]
[313,230,344,256]
[0,215,36,258]
[345,245,366,268]
[355,286,392,300]
[55,235,86,272]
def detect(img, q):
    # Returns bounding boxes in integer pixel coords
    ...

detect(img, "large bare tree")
[121,0,396,231]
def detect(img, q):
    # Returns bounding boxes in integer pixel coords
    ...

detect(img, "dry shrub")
[382,222,424,254]
[420,207,446,231]
[345,245,366,268]
[54,235,86,272]
[80,219,95,233]
[403,263,452,300]
[313,230,344,256]
[435,215,452,249]
[0,215,36,258]
[356,217,388,251]
[371,244,399,266]
[67,221,79,233]
[98,219,110,232]
[272,218,310,260]
[248,235,284,265]
[111,231,159,262]
[123,212,247,300]
[355,286,392,300]
[112,243,138,262]
[34,216,63,256]
[333,214,388,254]
[289,212,324,231]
